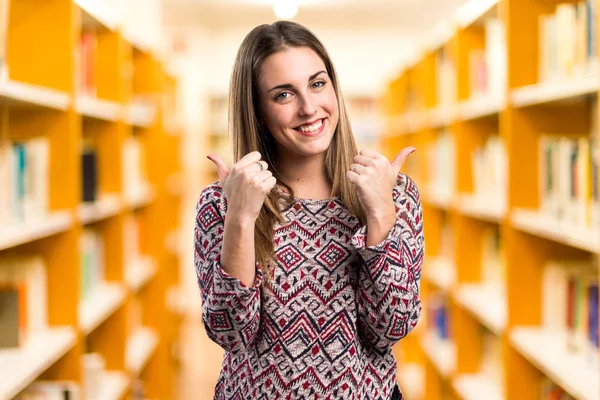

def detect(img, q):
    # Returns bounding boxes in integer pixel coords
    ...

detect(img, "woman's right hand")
[207,151,276,222]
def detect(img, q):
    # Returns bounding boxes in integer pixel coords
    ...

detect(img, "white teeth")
[298,119,323,132]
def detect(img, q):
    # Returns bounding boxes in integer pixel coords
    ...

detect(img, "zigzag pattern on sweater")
[194,174,424,399]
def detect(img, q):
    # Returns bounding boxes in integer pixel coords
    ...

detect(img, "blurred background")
[0,0,599,399]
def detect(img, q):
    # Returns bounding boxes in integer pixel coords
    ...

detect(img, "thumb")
[207,154,230,183]
[391,147,416,173]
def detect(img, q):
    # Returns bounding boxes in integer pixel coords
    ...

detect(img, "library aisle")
[1,0,599,400]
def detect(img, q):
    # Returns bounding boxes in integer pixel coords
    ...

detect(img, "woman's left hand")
[347,147,415,224]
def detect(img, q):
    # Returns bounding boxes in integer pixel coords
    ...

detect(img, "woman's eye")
[312,81,326,89]
[275,92,291,101]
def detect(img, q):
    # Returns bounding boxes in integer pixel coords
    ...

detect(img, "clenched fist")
[207,151,277,222]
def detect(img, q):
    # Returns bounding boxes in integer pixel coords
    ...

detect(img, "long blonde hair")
[229,21,366,283]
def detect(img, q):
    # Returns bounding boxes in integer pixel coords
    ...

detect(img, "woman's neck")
[277,152,332,200]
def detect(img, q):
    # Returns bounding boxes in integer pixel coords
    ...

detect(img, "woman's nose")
[298,94,317,116]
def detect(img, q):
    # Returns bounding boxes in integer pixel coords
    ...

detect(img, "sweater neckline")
[274,185,339,205]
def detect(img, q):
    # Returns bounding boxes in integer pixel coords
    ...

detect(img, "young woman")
[195,20,424,400]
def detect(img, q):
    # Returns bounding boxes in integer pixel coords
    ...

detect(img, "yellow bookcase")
[385,0,600,399]
[0,0,183,398]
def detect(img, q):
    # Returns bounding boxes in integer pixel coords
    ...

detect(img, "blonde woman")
[195,21,424,400]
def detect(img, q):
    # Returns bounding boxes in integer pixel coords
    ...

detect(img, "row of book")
[481,227,505,287]
[435,46,456,108]
[122,136,149,202]
[471,134,507,211]
[0,255,46,348]
[427,293,451,340]
[539,134,599,232]
[13,353,147,399]
[426,128,455,200]
[468,18,507,101]
[480,330,503,388]
[0,138,49,227]
[539,0,597,81]
[541,259,599,365]
[0,134,150,227]
[80,228,104,301]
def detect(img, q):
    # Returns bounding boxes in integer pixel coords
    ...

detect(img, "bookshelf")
[0,0,183,399]
[384,0,600,399]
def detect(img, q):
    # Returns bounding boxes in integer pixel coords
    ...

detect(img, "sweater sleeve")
[351,173,424,353]
[194,182,263,354]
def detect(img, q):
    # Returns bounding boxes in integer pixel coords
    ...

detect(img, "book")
[16,381,80,400]
[80,228,105,301]
[0,255,48,343]
[0,287,20,348]
[81,148,98,203]
[539,1,598,81]
[541,259,598,364]
[471,134,507,210]
[538,133,599,233]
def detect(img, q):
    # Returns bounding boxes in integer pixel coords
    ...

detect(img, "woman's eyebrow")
[268,70,327,92]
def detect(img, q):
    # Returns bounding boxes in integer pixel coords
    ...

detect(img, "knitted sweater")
[194,174,424,400]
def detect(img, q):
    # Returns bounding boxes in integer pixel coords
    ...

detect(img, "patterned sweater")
[194,174,424,400]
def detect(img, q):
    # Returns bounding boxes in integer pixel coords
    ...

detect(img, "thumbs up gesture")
[347,147,415,221]
[207,151,277,222]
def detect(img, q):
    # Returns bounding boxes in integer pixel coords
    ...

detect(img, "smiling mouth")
[294,118,325,133]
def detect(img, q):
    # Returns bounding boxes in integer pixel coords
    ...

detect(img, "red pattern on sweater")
[194,174,423,399]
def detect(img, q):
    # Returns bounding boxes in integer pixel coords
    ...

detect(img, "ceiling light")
[273,0,299,19]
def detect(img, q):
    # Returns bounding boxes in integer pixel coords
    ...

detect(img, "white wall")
[190,26,416,97]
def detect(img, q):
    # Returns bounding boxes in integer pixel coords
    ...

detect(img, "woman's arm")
[194,183,263,354]
[352,175,424,353]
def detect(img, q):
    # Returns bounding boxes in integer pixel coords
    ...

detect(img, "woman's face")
[257,46,339,159]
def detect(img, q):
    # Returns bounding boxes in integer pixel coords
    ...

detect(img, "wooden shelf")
[458,96,504,121]
[76,95,122,122]
[397,363,424,400]
[424,185,454,210]
[74,0,120,31]
[125,257,157,293]
[424,257,456,292]
[126,327,159,376]
[126,185,156,210]
[0,327,78,400]
[454,0,500,28]
[453,283,507,336]
[79,283,127,335]
[78,195,123,225]
[511,73,599,108]
[510,328,599,400]
[421,331,456,378]
[166,285,186,316]
[121,28,154,54]
[383,0,600,397]
[96,371,130,400]
[428,105,456,128]
[456,194,506,223]
[0,211,73,251]
[511,209,600,254]
[127,102,157,128]
[0,79,71,110]
[452,374,504,400]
